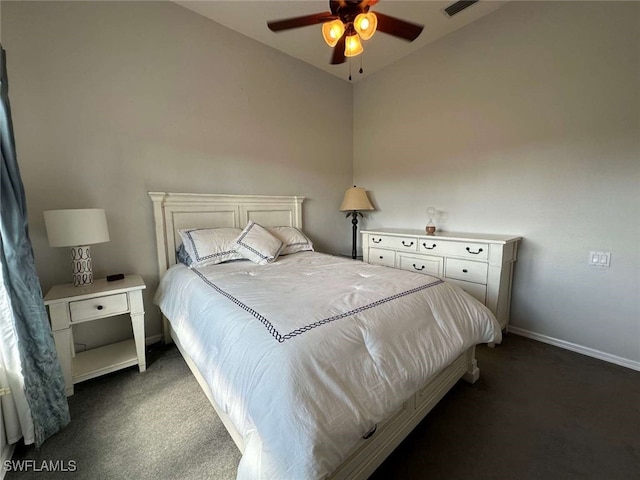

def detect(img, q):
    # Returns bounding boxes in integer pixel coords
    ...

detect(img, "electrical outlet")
[589,251,611,267]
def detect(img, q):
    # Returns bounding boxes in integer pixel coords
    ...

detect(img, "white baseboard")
[508,326,640,372]
[145,334,163,346]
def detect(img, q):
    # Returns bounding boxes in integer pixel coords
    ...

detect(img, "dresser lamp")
[339,186,374,259]
[43,209,110,287]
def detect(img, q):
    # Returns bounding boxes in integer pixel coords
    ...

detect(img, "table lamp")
[339,186,374,259]
[44,208,110,286]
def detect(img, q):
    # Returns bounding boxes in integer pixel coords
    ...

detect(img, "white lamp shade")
[339,187,374,212]
[44,209,110,247]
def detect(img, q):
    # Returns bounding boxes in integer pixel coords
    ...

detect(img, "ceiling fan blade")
[267,12,336,32]
[374,12,423,42]
[330,0,347,15]
[330,33,347,65]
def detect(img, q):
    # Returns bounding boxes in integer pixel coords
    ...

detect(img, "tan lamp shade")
[44,209,110,247]
[340,186,374,212]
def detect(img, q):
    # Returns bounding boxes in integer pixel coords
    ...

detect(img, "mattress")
[154,251,501,479]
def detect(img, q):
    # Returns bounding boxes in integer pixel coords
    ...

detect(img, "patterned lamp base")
[70,245,94,286]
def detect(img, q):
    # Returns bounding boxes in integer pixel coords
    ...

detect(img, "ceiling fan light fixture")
[354,12,377,40]
[344,33,364,58]
[322,19,345,47]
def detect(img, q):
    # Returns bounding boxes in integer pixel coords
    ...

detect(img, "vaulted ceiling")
[176,1,508,82]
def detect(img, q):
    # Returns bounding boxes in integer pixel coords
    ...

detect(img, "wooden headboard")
[149,191,305,276]
[148,192,305,342]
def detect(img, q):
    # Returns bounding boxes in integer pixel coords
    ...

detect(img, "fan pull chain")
[359,55,363,75]
[348,57,352,81]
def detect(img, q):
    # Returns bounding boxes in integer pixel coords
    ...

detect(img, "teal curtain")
[0,45,70,446]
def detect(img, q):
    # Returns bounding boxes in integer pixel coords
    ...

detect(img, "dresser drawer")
[447,278,487,304]
[445,258,488,285]
[369,247,396,267]
[398,253,443,277]
[69,293,129,323]
[369,235,418,252]
[419,240,489,261]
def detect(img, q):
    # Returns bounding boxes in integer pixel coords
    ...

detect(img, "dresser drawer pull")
[402,241,414,247]
[423,243,436,250]
[413,264,425,271]
[372,238,382,244]
[462,269,468,273]
[379,256,384,259]
[363,424,378,440]
[96,305,104,310]
[466,247,484,255]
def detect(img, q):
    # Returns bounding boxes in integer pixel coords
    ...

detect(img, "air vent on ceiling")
[444,0,479,17]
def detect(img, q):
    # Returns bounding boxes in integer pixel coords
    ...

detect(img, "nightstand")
[44,274,146,396]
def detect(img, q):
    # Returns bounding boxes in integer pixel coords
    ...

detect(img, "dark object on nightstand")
[106,273,125,282]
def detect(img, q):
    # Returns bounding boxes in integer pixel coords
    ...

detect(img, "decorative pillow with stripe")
[178,227,244,267]
[233,221,283,265]
[176,243,193,266]
[267,226,314,255]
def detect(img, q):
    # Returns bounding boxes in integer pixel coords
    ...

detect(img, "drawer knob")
[402,241,414,247]
[413,264,425,271]
[96,305,104,310]
[423,243,436,250]
[466,247,484,255]
[379,256,384,259]
[372,238,382,244]
[462,269,468,273]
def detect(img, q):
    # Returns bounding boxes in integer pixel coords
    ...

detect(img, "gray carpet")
[7,335,640,479]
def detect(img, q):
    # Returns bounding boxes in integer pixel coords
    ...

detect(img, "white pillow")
[178,227,244,267]
[267,226,314,255]
[233,221,283,265]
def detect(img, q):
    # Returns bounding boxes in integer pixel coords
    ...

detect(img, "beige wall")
[4,1,639,367]
[354,1,640,365]
[4,1,353,345]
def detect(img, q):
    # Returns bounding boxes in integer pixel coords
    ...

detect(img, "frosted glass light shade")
[44,209,110,247]
[339,187,374,212]
[322,19,345,47]
[344,34,364,57]
[354,12,377,40]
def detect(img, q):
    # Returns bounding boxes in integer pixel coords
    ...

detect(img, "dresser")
[361,229,521,331]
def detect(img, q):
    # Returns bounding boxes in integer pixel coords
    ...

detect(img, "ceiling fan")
[267,0,424,66]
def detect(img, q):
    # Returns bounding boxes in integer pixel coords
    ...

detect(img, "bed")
[149,192,502,480]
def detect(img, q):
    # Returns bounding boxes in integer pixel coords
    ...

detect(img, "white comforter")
[155,252,501,479]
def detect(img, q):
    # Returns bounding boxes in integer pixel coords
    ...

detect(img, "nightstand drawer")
[370,235,418,252]
[369,247,396,267]
[398,253,443,277]
[445,258,488,284]
[69,293,129,323]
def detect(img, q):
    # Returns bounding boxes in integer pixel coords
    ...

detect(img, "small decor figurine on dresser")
[425,206,437,235]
